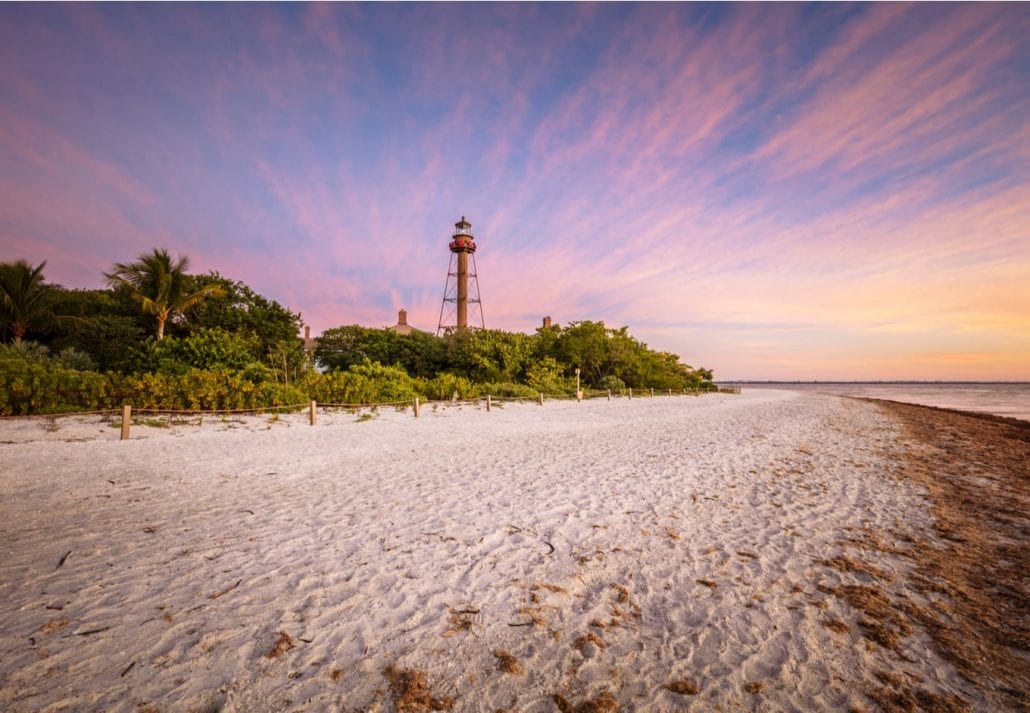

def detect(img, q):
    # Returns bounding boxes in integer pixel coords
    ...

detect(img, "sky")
[1,3,1028,381]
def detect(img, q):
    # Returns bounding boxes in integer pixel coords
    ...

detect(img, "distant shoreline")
[719,382,1030,422]
[853,395,1030,428]
[719,380,1030,385]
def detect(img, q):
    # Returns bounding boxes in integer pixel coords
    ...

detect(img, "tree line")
[0,251,714,415]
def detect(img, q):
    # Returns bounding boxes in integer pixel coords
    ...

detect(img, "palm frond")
[177,284,226,312]
[104,249,219,338]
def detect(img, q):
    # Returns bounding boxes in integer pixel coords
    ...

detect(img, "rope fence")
[1,386,738,439]
[128,403,311,416]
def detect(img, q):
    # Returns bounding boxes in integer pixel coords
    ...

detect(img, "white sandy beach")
[0,390,975,712]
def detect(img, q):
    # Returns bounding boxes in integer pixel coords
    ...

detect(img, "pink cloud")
[0,106,155,207]
[754,8,1024,181]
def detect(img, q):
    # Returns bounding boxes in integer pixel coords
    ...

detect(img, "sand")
[0,390,1025,712]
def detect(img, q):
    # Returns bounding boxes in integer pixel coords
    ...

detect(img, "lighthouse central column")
[456,251,468,329]
[438,215,483,336]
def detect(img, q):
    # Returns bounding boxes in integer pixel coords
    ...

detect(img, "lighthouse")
[436,216,485,335]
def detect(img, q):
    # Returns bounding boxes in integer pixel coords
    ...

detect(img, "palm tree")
[0,260,54,343]
[105,249,223,340]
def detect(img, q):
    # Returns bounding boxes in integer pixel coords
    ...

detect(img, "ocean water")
[727,383,1030,422]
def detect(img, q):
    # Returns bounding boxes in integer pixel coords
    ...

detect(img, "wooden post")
[576,390,582,402]
[668,388,672,397]
[628,388,632,399]
[413,396,420,418]
[120,405,131,440]
[607,389,611,401]
[539,392,544,406]
[650,388,654,398]
[486,394,491,412]
[309,400,317,426]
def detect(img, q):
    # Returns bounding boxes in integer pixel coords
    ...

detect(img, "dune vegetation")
[0,253,713,415]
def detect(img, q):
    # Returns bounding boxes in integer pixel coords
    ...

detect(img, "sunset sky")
[1,3,1027,380]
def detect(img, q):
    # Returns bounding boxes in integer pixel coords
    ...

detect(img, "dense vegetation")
[0,253,714,415]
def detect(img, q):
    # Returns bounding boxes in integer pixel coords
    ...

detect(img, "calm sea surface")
[727,383,1030,422]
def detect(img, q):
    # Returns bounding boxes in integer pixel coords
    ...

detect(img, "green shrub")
[119,369,308,411]
[55,347,97,372]
[239,361,274,384]
[598,375,626,392]
[0,357,46,414]
[415,372,478,400]
[0,355,113,414]
[0,340,50,363]
[0,336,717,416]
[306,361,415,404]
[525,356,573,395]
[478,382,539,399]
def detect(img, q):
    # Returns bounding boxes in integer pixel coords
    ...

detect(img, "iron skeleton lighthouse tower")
[436,216,485,335]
